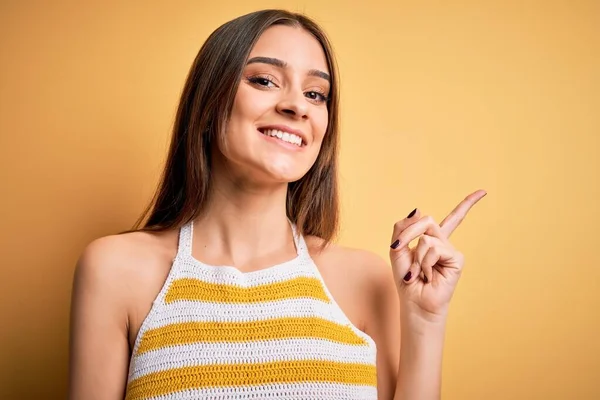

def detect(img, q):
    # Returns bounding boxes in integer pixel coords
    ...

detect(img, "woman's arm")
[68,237,131,400]
[363,253,445,400]
[394,309,446,399]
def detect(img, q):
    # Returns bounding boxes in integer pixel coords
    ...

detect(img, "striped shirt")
[124,220,378,399]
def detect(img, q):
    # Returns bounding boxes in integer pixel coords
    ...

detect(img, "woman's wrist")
[400,300,449,334]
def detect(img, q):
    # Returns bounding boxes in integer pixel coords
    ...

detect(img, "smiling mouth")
[258,128,305,147]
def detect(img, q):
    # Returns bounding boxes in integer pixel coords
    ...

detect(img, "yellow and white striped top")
[125,220,378,400]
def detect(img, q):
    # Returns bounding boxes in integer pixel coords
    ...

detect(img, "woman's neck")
[192,178,296,269]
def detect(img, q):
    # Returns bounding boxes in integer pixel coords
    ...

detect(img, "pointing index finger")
[440,189,487,238]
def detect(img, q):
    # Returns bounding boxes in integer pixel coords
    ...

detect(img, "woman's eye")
[305,91,329,104]
[248,77,276,88]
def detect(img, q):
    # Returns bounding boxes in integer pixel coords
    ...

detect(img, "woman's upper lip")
[258,124,307,145]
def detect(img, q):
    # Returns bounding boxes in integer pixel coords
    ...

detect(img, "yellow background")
[1,1,598,399]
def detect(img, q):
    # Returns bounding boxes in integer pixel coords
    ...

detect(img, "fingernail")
[403,271,412,281]
[390,239,400,249]
[407,208,417,218]
[423,275,429,283]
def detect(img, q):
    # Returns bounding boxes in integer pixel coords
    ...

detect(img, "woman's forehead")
[248,25,330,75]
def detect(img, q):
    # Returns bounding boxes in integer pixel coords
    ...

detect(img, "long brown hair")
[131,9,341,246]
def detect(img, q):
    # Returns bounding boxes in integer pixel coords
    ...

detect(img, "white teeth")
[261,129,302,146]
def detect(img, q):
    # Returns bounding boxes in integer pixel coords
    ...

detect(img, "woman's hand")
[389,190,487,323]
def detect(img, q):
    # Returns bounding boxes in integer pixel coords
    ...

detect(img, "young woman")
[68,9,486,400]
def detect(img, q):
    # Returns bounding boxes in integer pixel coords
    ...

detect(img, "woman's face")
[218,25,331,185]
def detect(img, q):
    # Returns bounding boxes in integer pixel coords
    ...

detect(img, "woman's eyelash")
[247,76,277,87]
[306,91,330,103]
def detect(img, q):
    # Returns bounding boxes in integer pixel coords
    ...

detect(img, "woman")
[69,8,486,400]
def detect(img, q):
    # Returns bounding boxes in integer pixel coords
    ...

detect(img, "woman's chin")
[259,160,309,182]
[268,170,306,184]
[259,166,307,184]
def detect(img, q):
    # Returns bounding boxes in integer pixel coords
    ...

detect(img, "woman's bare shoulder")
[73,229,178,312]
[76,229,176,278]
[304,235,392,281]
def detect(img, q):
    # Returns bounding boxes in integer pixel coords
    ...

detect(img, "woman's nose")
[276,90,309,120]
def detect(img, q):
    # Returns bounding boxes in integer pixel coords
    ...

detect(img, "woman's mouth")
[258,128,305,148]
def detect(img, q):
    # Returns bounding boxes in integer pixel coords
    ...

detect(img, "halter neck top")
[124,220,378,399]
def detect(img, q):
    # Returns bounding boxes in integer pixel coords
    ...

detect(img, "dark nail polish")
[390,239,400,249]
[407,208,417,218]
[423,275,429,283]
[403,271,412,281]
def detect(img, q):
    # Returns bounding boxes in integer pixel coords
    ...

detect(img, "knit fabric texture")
[124,221,378,399]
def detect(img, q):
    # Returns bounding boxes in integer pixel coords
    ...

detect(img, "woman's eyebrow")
[246,56,330,82]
